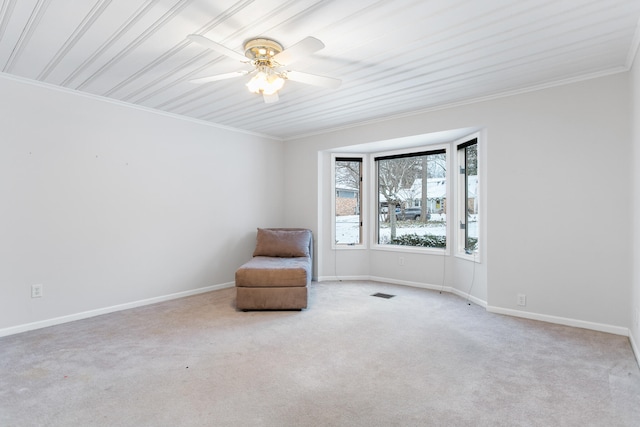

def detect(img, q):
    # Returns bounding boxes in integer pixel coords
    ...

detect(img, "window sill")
[333,244,367,250]
[371,244,449,256]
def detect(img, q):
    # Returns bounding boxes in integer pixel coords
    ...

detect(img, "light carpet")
[1,281,639,426]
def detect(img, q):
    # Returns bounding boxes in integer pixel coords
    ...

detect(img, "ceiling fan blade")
[273,36,324,66]
[187,34,248,63]
[263,92,279,104]
[190,70,250,84]
[285,70,341,89]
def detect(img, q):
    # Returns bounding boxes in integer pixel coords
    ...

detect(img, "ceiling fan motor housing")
[244,38,283,66]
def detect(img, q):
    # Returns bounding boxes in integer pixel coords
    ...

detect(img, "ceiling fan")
[187,34,341,103]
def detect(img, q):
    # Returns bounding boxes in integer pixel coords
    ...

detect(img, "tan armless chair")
[235,228,312,310]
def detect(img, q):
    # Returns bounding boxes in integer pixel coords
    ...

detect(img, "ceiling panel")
[0,0,638,139]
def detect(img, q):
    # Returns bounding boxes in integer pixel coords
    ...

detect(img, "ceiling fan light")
[246,71,267,93]
[246,71,285,95]
[264,74,285,94]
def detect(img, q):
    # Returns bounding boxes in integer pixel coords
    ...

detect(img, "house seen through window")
[334,157,362,245]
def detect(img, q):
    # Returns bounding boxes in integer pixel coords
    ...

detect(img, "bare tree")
[420,156,428,223]
[378,157,421,240]
[427,153,447,178]
[335,160,360,190]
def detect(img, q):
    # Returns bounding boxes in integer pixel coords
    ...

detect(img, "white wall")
[0,75,285,333]
[631,55,640,353]
[285,73,631,332]
[486,79,630,331]
[2,69,631,337]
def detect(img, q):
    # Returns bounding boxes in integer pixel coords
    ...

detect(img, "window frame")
[369,143,451,255]
[455,135,481,262]
[331,153,366,250]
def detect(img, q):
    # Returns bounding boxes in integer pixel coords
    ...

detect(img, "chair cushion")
[252,228,311,258]
[235,256,311,287]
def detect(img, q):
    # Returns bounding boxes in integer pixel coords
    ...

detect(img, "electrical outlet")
[399,256,405,266]
[517,293,526,307]
[31,284,43,298]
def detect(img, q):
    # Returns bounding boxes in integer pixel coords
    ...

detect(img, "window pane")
[465,143,478,251]
[458,140,478,254]
[376,151,446,248]
[335,159,361,245]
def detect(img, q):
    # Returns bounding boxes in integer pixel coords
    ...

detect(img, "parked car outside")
[397,207,431,220]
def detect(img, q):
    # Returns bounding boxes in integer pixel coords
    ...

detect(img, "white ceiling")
[1,0,639,140]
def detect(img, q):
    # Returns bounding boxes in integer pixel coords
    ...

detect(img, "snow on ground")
[335,214,477,244]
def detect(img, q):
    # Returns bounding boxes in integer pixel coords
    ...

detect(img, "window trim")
[331,153,366,250]
[369,143,451,255]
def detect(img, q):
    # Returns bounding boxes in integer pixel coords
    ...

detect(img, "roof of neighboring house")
[336,186,359,193]
[379,176,477,202]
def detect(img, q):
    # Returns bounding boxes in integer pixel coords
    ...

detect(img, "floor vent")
[371,292,395,299]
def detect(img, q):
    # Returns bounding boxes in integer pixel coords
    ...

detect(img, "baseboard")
[629,331,640,369]
[487,306,629,336]
[0,282,235,338]
[318,275,487,308]
[368,275,452,293]
[449,287,488,308]
[319,275,450,292]
[368,276,489,308]
[317,276,627,337]
[4,279,630,344]
[317,275,371,282]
